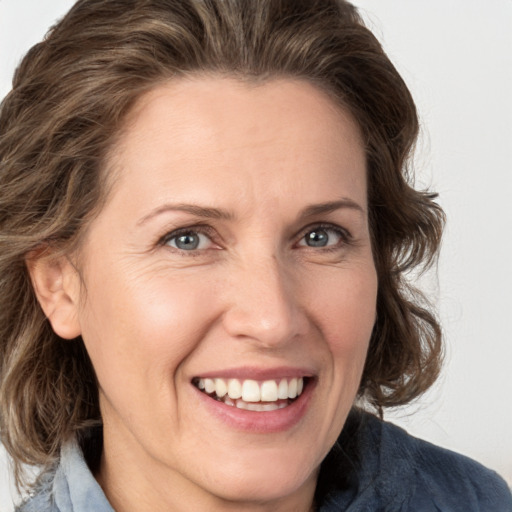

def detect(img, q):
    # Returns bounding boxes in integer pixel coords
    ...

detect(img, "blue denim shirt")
[17,439,113,512]
[17,413,512,511]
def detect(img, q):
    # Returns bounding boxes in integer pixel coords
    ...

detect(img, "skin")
[31,77,378,511]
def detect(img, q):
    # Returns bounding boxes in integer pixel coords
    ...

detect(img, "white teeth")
[278,379,289,399]
[242,380,261,402]
[204,378,215,394]
[215,378,227,398]
[246,402,279,412]
[224,396,235,407]
[297,377,304,395]
[196,377,306,403]
[288,378,298,399]
[236,399,249,410]
[260,380,278,402]
[231,399,289,411]
[227,379,242,399]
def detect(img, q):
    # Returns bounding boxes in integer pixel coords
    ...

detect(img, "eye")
[163,229,214,251]
[298,226,346,248]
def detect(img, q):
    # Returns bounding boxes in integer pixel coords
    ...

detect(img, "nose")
[221,257,308,348]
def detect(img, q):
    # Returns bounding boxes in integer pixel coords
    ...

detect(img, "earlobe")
[26,253,82,340]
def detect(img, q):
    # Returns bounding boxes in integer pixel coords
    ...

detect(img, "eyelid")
[295,222,352,247]
[158,224,218,249]
[156,221,352,252]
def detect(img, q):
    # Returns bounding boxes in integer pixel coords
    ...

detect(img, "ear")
[26,252,82,340]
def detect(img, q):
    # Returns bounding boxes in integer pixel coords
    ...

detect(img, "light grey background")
[1,0,511,509]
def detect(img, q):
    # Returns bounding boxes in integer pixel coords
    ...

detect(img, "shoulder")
[15,467,57,512]
[365,413,512,511]
[15,434,112,512]
[16,494,54,512]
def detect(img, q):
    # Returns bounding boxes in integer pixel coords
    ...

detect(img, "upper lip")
[192,365,316,381]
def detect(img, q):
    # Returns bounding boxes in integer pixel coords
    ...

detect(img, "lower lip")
[192,380,315,433]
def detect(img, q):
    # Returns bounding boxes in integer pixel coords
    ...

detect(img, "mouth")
[192,376,309,412]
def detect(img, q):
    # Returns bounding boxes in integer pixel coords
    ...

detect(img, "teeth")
[227,379,242,399]
[260,380,278,402]
[278,379,289,399]
[196,377,306,403]
[288,378,298,399]
[224,396,235,407]
[235,400,288,411]
[204,378,215,394]
[215,378,227,398]
[242,380,260,402]
[236,399,249,410]
[297,377,304,395]
[246,402,281,412]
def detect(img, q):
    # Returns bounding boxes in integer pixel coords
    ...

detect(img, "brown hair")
[0,0,444,488]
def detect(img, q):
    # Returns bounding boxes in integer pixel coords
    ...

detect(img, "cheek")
[313,269,377,347]
[310,266,377,399]
[77,265,219,394]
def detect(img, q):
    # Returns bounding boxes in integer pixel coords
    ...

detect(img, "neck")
[96,425,318,512]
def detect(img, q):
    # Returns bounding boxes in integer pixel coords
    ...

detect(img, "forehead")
[106,76,367,215]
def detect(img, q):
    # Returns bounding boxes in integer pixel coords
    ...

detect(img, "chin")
[205,466,316,505]
[190,442,321,505]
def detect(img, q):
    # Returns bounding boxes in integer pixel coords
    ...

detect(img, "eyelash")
[159,225,217,251]
[158,223,352,253]
[297,223,352,251]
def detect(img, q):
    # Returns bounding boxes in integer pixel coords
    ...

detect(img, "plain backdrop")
[1,0,511,509]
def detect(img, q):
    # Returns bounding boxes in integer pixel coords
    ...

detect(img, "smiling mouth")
[192,377,308,412]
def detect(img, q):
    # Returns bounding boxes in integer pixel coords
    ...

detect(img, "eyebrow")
[137,198,364,226]
[300,199,365,218]
[138,203,235,225]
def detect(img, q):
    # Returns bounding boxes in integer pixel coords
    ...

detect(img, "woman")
[0,0,510,510]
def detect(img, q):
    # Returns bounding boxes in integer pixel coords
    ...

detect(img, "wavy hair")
[0,0,444,488]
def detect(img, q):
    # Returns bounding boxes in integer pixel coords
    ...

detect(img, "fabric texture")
[16,412,512,511]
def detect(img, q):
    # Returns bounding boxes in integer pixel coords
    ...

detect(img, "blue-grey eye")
[299,227,343,248]
[166,231,211,250]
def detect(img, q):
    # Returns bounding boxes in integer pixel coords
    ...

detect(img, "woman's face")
[70,78,377,509]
